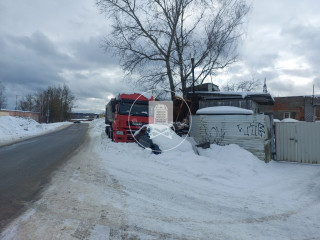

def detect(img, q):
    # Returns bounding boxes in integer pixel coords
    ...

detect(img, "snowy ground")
[0,116,72,146]
[1,119,320,239]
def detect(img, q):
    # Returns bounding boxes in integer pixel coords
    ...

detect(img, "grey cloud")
[72,37,119,68]
[244,53,279,71]
[70,74,128,100]
[281,22,320,68]
[0,33,66,88]
[281,68,313,78]
[0,31,121,110]
[7,32,70,63]
[269,78,296,94]
[256,70,279,82]
[314,77,320,86]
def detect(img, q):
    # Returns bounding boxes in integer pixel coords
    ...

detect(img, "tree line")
[19,85,75,123]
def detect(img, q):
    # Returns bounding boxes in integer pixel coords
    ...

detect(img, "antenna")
[263,77,268,93]
[312,84,314,105]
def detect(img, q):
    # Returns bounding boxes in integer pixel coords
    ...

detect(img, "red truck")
[105,93,153,142]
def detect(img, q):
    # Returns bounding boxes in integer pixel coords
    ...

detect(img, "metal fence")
[190,114,272,162]
[275,122,320,164]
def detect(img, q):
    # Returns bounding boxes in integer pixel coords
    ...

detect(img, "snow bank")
[90,119,320,239]
[0,116,72,146]
[196,106,253,115]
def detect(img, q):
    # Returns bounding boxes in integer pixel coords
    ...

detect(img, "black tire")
[110,126,114,141]
[105,126,109,135]
[151,144,161,154]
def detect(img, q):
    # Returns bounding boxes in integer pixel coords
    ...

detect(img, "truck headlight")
[116,131,124,135]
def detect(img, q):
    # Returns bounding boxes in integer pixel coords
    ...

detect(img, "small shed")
[190,106,272,162]
[187,91,275,114]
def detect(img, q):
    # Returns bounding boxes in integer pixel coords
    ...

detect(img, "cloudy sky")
[1,0,320,112]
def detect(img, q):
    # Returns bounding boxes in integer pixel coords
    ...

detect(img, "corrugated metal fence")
[190,114,272,162]
[275,122,320,164]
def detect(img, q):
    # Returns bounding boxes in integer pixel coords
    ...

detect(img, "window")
[283,112,291,119]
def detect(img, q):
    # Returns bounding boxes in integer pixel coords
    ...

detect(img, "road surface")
[0,123,88,230]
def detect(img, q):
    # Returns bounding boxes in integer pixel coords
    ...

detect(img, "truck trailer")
[105,93,153,142]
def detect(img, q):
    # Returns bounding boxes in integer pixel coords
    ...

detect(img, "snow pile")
[196,106,253,115]
[0,116,71,146]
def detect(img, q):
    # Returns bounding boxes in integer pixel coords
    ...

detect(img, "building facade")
[260,96,320,122]
[0,110,40,122]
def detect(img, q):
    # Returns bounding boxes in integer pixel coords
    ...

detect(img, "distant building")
[70,112,99,121]
[0,110,40,122]
[259,96,320,121]
[185,83,220,93]
[186,83,274,114]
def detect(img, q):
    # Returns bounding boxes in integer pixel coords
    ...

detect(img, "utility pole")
[191,58,195,94]
[312,84,315,122]
[191,58,198,114]
[46,91,50,123]
[15,95,19,110]
[15,95,20,116]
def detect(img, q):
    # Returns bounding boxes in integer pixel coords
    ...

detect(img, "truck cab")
[105,93,153,142]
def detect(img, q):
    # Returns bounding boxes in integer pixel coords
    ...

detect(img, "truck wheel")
[110,126,114,141]
[151,144,161,154]
[105,126,109,135]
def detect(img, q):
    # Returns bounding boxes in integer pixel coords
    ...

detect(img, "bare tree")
[97,0,250,99]
[18,85,75,123]
[19,94,34,111]
[222,82,236,92]
[222,77,261,92]
[0,81,7,109]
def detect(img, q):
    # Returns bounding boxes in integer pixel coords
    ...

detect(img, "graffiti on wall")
[237,122,265,137]
[211,126,226,145]
[201,122,226,145]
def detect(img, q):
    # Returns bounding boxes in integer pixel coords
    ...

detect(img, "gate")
[275,122,320,164]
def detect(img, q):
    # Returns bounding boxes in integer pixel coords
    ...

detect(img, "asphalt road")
[0,123,88,230]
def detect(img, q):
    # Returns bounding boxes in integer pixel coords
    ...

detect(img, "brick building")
[260,96,320,121]
[0,110,40,122]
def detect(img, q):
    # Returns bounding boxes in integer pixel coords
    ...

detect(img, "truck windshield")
[118,102,149,116]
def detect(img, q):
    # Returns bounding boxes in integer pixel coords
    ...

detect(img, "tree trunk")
[166,59,175,100]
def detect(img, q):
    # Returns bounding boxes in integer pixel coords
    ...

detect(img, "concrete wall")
[0,110,40,122]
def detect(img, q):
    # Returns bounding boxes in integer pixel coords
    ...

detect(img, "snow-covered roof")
[281,118,300,122]
[188,91,275,105]
[196,106,253,115]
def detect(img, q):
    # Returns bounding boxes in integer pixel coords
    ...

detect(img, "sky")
[0,0,320,113]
